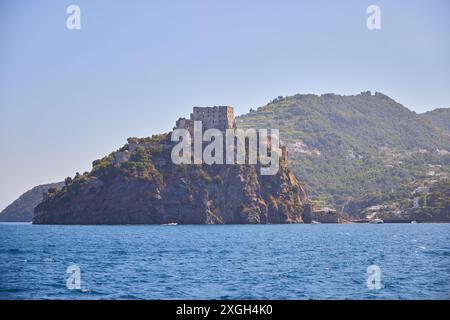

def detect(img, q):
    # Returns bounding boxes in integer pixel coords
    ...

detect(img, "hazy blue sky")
[0,0,449,209]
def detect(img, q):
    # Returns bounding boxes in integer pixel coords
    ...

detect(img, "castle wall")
[191,106,235,130]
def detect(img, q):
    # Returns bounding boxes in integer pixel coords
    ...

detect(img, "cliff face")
[34,134,308,224]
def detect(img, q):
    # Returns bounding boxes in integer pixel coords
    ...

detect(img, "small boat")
[369,219,384,224]
[163,222,178,226]
[311,220,321,224]
[411,221,417,224]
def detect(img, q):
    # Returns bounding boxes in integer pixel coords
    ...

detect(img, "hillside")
[346,174,450,222]
[419,179,450,221]
[422,108,450,135]
[0,182,64,222]
[236,91,450,210]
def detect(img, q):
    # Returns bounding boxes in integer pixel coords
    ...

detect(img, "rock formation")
[34,134,308,224]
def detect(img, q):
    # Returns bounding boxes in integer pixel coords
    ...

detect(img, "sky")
[0,0,449,210]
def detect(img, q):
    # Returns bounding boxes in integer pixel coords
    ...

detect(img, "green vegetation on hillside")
[422,108,450,135]
[236,92,450,212]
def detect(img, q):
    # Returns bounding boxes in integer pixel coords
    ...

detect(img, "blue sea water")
[0,223,449,300]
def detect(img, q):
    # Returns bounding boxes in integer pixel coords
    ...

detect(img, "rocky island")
[34,107,309,224]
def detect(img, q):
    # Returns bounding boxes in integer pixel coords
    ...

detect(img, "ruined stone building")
[174,106,236,131]
[173,105,288,163]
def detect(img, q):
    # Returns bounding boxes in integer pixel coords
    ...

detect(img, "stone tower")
[174,106,236,131]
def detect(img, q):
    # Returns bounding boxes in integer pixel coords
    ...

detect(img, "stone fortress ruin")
[174,106,236,131]
[172,106,288,173]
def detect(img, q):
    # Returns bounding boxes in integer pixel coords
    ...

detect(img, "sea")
[0,223,449,300]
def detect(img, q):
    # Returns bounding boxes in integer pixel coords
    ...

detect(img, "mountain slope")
[0,182,64,222]
[236,91,450,208]
[421,108,450,135]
